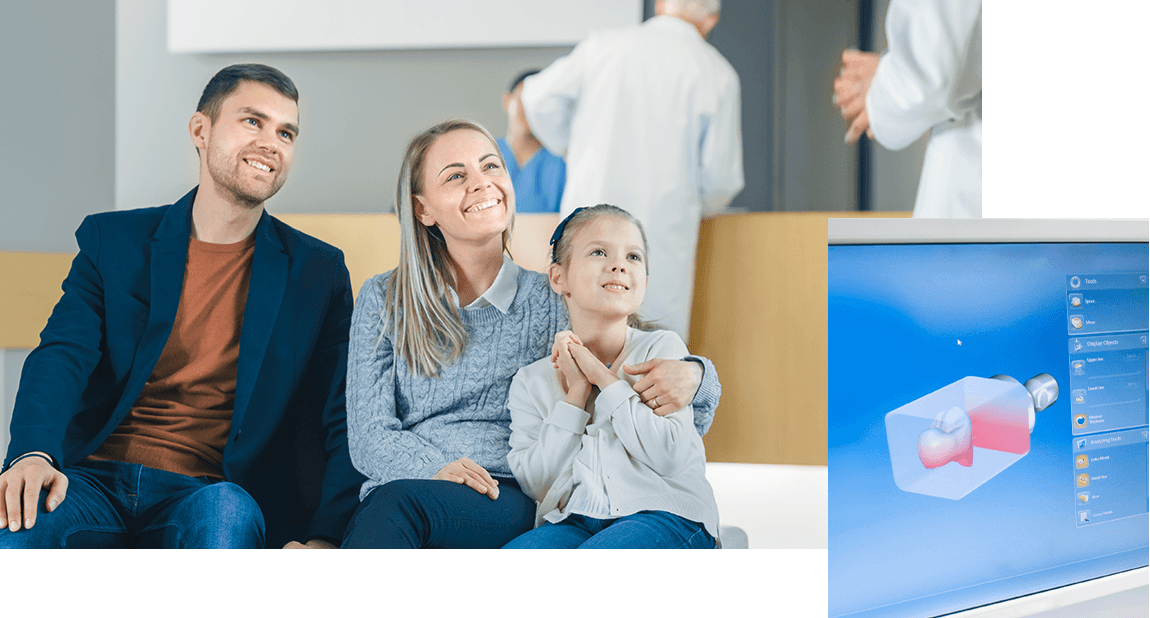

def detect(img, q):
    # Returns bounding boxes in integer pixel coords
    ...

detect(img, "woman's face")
[413,129,515,248]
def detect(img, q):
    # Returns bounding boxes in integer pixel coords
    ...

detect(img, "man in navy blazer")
[0,64,364,548]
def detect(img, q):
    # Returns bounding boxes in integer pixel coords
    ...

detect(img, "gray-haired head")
[658,0,721,38]
[663,0,721,19]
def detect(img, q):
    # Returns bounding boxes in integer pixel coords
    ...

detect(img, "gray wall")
[776,0,859,212]
[115,0,573,214]
[0,0,115,252]
[704,0,778,212]
[0,350,30,458]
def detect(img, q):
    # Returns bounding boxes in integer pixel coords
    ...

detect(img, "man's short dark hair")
[197,63,299,121]
[508,69,541,94]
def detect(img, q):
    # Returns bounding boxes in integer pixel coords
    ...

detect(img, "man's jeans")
[0,459,265,548]
[502,510,715,549]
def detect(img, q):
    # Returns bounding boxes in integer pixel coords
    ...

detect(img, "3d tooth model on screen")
[885,373,1059,500]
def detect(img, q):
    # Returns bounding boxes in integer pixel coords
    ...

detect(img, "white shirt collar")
[452,254,521,314]
[650,14,704,40]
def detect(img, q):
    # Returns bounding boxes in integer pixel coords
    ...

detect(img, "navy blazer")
[4,188,365,547]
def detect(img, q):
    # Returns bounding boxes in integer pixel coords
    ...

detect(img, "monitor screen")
[828,219,1149,618]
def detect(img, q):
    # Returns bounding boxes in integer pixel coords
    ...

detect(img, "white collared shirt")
[449,254,521,313]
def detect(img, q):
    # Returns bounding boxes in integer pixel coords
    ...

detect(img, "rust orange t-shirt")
[90,234,256,479]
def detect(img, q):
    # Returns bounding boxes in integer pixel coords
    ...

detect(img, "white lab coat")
[867,0,982,218]
[521,15,744,341]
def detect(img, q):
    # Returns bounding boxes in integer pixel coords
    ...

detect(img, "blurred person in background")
[834,0,982,218]
[521,0,744,343]
[497,69,565,214]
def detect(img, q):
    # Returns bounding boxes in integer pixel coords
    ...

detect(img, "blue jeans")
[0,459,265,548]
[502,511,715,549]
[341,477,536,548]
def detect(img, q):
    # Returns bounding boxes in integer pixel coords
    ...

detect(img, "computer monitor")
[828,218,1149,618]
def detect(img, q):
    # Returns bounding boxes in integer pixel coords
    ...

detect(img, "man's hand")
[433,457,500,500]
[0,453,68,532]
[622,359,703,417]
[283,539,337,549]
[833,49,880,144]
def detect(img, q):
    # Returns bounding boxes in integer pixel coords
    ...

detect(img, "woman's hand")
[433,457,500,500]
[622,359,703,416]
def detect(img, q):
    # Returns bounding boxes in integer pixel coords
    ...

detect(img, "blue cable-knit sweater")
[346,266,719,500]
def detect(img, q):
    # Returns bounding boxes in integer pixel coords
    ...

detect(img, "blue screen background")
[828,242,1149,618]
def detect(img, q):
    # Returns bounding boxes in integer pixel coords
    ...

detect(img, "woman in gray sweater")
[340,120,720,548]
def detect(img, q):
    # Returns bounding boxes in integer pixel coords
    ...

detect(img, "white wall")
[166,0,642,52]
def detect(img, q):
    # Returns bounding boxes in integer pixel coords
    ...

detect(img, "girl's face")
[413,129,515,247]
[550,216,647,322]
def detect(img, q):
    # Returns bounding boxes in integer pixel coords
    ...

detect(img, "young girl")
[340,121,721,548]
[503,205,719,549]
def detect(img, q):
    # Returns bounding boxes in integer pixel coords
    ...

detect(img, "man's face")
[193,80,299,208]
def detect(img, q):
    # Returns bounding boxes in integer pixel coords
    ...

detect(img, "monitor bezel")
[829,217,1148,245]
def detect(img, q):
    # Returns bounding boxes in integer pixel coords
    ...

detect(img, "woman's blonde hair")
[382,119,515,377]
[549,204,659,331]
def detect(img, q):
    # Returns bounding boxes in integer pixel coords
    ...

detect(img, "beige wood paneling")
[691,211,908,465]
[0,252,75,349]
[276,214,399,299]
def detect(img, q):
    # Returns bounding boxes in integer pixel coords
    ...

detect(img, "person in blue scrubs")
[497,70,565,213]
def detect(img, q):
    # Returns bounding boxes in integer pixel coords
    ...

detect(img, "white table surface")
[705,462,828,549]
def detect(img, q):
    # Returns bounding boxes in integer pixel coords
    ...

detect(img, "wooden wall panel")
[276,214,398,298]
[1,211,907,465]
[691,212,908,465]
[0,252,74,349]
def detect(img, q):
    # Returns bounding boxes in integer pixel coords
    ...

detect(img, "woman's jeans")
[341,477,536,548]
[502,510,715,549]
[0,459,265,548]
